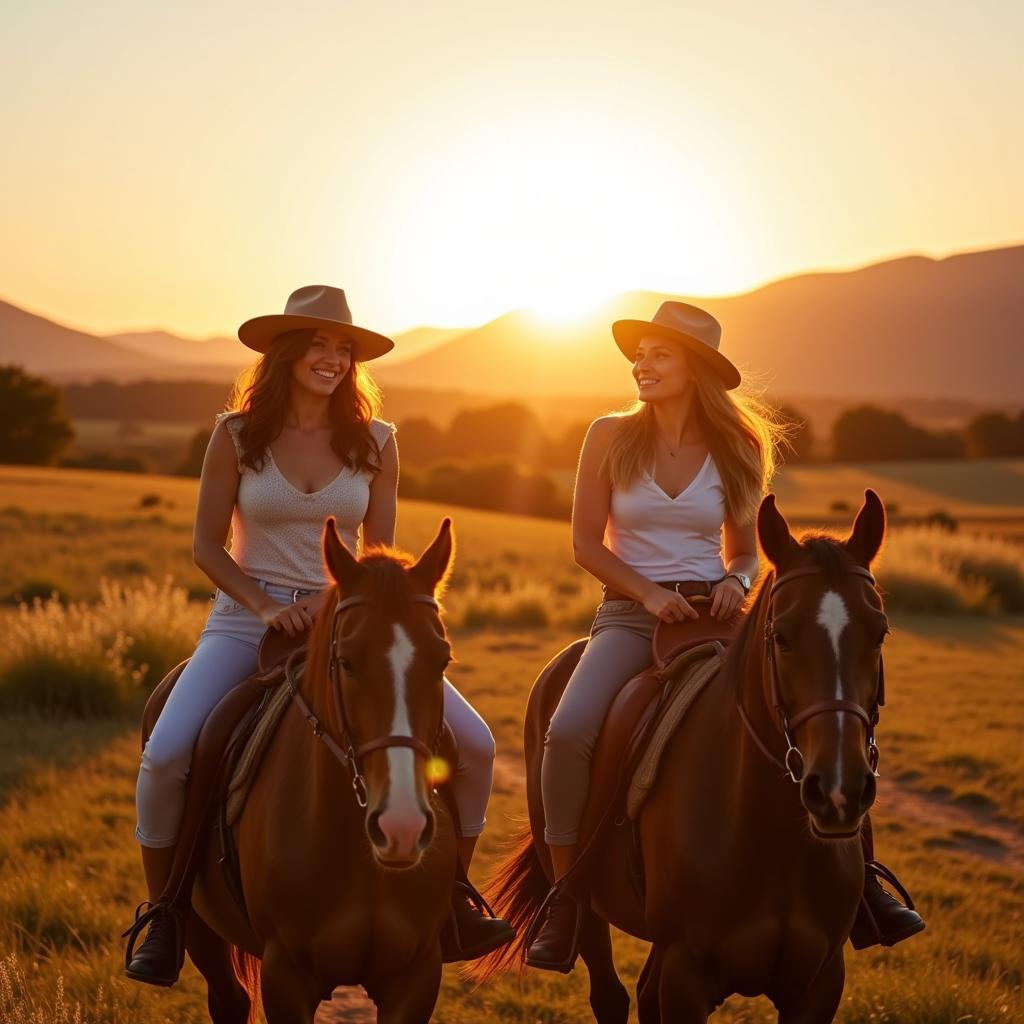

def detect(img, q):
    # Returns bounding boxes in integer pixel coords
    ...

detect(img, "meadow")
[0,465,1022,1022]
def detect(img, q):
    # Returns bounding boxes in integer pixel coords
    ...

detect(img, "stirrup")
[866,860,917,910]
[121,900,184,969]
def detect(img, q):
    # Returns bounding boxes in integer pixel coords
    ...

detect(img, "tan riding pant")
[541,599,658,845]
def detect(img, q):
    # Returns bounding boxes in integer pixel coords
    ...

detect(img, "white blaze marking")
[816,591,850,807]
[385,624,419,819]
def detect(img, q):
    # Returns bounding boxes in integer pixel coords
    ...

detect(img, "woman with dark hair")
[525,302,925,972]
[124,286,511,986]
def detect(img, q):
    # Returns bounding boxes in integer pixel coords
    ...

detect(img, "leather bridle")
[287,592,445,808]
[737,564,885,786]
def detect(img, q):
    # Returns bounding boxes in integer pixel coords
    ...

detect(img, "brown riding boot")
[123,900,186,987]
[850,861,926,949]
[525,886,583,973]
[123,678,266,987]
[440,881,516,963]
[850,814,925,949]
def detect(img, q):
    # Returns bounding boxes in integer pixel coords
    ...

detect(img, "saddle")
[561,600,741,890]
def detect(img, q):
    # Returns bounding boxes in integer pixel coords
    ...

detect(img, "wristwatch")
[726,572,752,595]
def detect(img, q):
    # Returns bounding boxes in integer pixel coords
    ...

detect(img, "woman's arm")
[192,419,284,623]
[572,418,698,623]
[708,513,760,619]
[361,429,399,551]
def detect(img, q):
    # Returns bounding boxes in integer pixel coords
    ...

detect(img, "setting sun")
[369,126,744,329]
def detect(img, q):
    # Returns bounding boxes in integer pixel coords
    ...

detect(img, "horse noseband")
[746,563,885,785]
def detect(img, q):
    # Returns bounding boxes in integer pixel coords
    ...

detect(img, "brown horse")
[140,518,459,1023]
[482,490,892,1023]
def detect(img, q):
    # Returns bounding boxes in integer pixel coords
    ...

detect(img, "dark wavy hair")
[226,328,384,474]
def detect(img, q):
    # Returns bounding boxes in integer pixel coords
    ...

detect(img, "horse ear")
[757,493,799,570]
[844,488,886,567]
[322,517,363,591]
[410,518,455,594]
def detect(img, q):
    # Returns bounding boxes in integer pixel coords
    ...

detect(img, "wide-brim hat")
[612,301,741,390]
[238,285,394,360]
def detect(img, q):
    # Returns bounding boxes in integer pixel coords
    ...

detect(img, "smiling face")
[633,333,695,403]
[290,330,353,397]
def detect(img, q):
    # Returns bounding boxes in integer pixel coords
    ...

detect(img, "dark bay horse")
[482,490,891,1023]
[141,518,459,1023]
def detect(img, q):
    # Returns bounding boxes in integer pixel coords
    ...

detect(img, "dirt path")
[875,775,1024,870]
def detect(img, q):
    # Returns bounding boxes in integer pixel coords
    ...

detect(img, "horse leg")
[774,951,845,1024]
[656,942,711,1024]
[636,945,662,1024]
[184,911,251,1024]
[365,951,442,1024]
[260,943,320,1024]
[578,907,629,1024]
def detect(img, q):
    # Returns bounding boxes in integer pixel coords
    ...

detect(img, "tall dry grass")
[0,580,206,716]
[876,526,1024,614]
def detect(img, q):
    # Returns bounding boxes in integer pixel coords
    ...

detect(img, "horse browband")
[287,592,443,808]
[737,563,885,785]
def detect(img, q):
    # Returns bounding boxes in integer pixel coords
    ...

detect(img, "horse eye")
[773,632,790,650]
[339,658,354,674]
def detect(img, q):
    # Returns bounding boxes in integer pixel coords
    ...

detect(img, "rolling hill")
[373,246,1024,401]
[3,244,1022,399]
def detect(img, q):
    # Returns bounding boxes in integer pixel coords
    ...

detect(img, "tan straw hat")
[612,301,741,390]
[238,285,394,360]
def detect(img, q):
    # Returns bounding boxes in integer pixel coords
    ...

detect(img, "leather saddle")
[555,600,742,888]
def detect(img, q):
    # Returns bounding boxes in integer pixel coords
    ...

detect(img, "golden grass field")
[1,465,1022,1022]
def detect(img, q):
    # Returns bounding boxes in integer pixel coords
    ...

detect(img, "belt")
[602,579,716,604]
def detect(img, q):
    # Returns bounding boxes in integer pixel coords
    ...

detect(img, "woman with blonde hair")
[123,286,512,986]
[525,302,924,972]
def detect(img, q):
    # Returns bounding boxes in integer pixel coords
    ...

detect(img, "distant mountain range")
[2,244,1022,400]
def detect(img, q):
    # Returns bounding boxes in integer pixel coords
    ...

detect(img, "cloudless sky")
[2,0,1021,337]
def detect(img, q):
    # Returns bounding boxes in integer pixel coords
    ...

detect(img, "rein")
[736,564,885,787]
[287,591,444,808]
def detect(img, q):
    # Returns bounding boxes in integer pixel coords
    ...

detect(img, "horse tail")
[230,945,263,1023]
[469,825,550,983]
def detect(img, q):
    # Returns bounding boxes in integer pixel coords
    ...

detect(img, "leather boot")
[440,881,515,963]
[525,886,582,973]
[122,901,185,987]
[850,861,926,949]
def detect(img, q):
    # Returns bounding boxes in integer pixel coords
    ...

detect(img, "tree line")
[2,368,1023,517]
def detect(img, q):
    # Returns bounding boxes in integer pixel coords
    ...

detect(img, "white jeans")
[135,582,495,847]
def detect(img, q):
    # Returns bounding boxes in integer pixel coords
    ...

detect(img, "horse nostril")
[801,772,829,816]
[366,809,387,850]
[859,772,877,813]
[417,811,436,852]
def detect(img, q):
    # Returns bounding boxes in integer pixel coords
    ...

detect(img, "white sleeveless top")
[219,413,396,591]
[607,452,727,582]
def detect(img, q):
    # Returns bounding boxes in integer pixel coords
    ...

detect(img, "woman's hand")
[709,576,746,620]
[260,601,315,637]
[642,586,700,623]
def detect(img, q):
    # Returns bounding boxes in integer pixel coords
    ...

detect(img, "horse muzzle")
[800,765,876,838]
[366,805,436,867]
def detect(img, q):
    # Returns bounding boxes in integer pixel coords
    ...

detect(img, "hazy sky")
[2,0,1021,338]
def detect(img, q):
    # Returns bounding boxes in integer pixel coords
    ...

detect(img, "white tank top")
[607,452,727,582]
[219,413,396,590]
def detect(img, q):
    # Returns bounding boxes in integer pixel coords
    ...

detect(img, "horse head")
[755,489,889,838]
[319,516,454,868]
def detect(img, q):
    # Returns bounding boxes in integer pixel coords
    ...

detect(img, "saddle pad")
[225,673,296,826]
[626,641,725,819]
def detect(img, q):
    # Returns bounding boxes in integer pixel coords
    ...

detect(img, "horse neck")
[726,586,797,806]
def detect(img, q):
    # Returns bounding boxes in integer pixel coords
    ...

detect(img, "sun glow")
[374,127,742,327]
